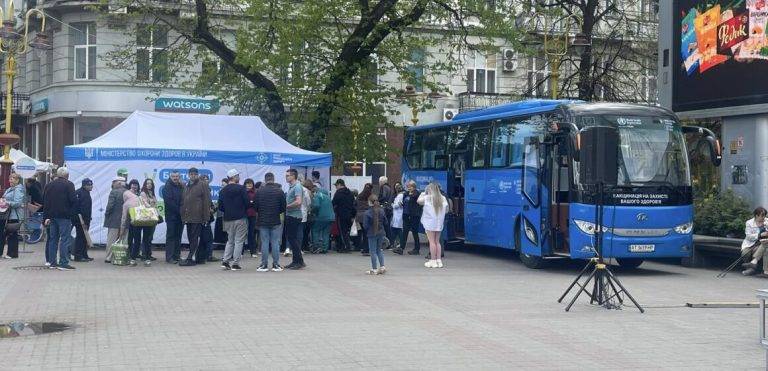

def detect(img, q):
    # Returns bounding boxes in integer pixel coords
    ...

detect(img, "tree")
[520,0,658,103]
[101,0,517,154]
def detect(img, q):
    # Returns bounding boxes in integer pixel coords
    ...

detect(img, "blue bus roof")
[407,99,581,131]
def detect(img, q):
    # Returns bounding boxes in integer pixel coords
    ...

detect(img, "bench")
[684,234,742,268]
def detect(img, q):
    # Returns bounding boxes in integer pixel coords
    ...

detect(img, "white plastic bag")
[350,220,359,237]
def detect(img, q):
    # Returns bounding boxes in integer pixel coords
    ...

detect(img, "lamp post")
[0,2,50,189]
[541,14,590,99]
[397,85,447,126]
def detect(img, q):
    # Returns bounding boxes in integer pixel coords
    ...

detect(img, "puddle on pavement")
[0,322,72,338]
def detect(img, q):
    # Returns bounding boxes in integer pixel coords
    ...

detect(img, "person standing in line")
[0,174,25,259]
[254,172,286,272]
[378,176,394,249]
[310,185,334,254]
[244,178,259,258]
[117,168,129,189]
[180,167,212,266]
[103,177,125,263]
[162,171,184,264]
[331,179,356,253]
[418,182,449,268]
[42,172,59,266]
[390,182,404,251]
[213,177,229,247]
[42,167,78,270]
[72,178,94,262]
[355,184,373,256]
[363,194,388,275]
[283,169,306,269]
[301,179,314,253]
[218,169,249,271]
[119,179,141,267]
[197,174,217,263]
[311,171,322,189]
[138,179,159,265]
[393,180,422,256]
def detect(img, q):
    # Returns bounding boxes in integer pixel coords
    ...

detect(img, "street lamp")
[541,14,590,99]
[397,85,447,126]
[0,2,50,189]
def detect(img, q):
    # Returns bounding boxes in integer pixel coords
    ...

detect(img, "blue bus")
[402,99,721,269]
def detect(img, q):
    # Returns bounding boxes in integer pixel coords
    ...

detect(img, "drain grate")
[0,322,72,338]
[13,265,51,271]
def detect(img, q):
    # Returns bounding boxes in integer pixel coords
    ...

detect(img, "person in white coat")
[390,182,404,249]
[418,182,449,268]
[741,206,768,276]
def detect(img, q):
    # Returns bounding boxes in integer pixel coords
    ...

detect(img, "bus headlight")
[674,222,693,234]
[523,218,538,245]
[574,219,608,235]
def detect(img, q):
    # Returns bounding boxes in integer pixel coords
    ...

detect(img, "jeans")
[140,226,155,260]
[246,216,258,255]
[259,225,282,267]
[285,216,304,265]
[338,217,353,252]
[198,223,214,263]
[105,228,120,261]
[401,214,421,252]
[47,218,73,266]
[73,223,90,259]
[185,223,203,261]
[391,227,402,248]
[127,225,143,260]
[311,221,332,252]
[165,219,183,262]
[368,235,385,269]
[223,218,247,264]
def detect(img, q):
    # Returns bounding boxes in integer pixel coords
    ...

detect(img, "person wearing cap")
[42,167,78,270]
[103,176,125,263]
[332,178,356,253]
[162,171,184,264]
[217,169,249,270]
[180,167,212,266]
[72,178,94,262]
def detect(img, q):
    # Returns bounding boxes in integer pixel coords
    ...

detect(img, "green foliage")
[694,189,751,238]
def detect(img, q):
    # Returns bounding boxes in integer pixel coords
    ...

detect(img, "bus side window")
[470,129,490,168]
[406,131,423,170]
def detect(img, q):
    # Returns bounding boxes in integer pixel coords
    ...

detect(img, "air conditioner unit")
[21,101,30,115]
[443,108,459,122]
[180,10,195,19]
[502,48,517,72]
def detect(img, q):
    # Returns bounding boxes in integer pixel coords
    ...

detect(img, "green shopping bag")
[111,239,129,266]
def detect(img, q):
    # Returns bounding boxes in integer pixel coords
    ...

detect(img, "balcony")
[0,93,30,115]
[458,91,517,112]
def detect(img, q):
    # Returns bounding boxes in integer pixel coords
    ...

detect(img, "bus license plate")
[629,244,655,253]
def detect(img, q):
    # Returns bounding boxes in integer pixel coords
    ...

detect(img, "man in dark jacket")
[25,178,43,206]
[332,179,356,253]
[72,178,93,262]
[254,172,286,271]
[103,177,125,263]
[180,167,212,266]
[42,167,77,270]
[218,169,249,270]
[394,180,423,255]
[378,176,394,248]
[162,171,184,264]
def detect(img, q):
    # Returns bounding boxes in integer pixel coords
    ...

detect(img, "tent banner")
[64,147,331,167]
[67,159,293,245]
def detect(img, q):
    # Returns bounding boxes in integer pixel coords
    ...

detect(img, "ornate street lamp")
[0,2,50,189]
[541,14,591,99]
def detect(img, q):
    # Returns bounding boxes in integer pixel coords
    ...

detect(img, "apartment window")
[406,48,425,92]
[136,24,168,82]
[75,122,102,144]
[361,56,378,86]
[466,51,497,93]
[72,23,96,80]
[526,54,549,97]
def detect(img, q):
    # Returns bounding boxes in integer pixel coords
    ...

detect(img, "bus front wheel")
[520,252,546,269]
[616,258,644,269]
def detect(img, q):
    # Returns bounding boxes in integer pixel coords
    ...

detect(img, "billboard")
[673,0,768,112]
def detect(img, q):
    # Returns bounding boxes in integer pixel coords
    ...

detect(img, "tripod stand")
[557,182,644,313]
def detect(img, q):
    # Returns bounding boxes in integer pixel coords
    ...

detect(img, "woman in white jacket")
[418,182,449,268]
[390,182,404,249]
[741,206,768,276]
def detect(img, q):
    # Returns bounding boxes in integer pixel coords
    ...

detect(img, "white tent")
[9,148,54,172]
[64,111,332,245]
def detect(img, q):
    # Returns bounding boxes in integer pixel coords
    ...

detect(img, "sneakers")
[178,259,196,266]
[407,249,420,255]
[144,260,151,267]
[251,254,258,258]
[231,264,242,271]
[1,255,11,259]
[44,262,51,267]
[57,264,76,271]
[365,269,379,275]
[424,260,438,268]
[436,260,444,268]
[257,265,270,272]
[129,260,138,267]
[283,249,292,257]
[378,266,387,275]
[272,264,283,272]
[392,248,404,255]
[221,261,231,270]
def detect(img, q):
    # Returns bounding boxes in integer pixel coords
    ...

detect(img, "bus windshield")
[578,114,691,187]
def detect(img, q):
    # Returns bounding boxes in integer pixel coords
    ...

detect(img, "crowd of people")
[11,166,450,274]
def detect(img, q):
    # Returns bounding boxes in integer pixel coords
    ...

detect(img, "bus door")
[448,125,469,239]
[550,135,571,254]
[520,136,547,256]
[464,125,492,245]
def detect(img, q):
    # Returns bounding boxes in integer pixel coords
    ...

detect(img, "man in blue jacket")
[162,171,184,264]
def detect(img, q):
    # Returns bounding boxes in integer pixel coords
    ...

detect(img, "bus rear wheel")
[616,258,644,269]
[520,252,546,269]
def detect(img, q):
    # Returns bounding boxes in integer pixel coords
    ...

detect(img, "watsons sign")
[155,98,220,114]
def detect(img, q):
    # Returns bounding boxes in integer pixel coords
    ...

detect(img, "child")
[363,194,388,275]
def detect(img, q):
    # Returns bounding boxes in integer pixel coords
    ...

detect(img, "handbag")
[129,199,160,227]
[3,206,19,234]
[111,239,129,266]
[26,202,41,214]
[350,220,359,237]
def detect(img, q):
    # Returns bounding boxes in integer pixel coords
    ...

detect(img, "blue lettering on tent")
[159,168,213,183]
[63,147,332,167]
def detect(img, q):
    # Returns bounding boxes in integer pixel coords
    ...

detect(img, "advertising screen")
[673,0,768,112]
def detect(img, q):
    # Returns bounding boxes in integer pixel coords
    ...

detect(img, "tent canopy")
[64,111,331,166]
[9,148,54,172]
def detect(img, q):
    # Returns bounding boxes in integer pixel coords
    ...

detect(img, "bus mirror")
[682,125,722,167]
[572,134,580,162]
[703,136,722,167]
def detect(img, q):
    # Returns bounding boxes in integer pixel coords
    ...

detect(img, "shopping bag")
[111,239,129,266]
[129,204,159,227]
[350,220,359,237]
[78,214,93,248]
